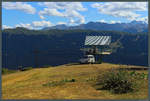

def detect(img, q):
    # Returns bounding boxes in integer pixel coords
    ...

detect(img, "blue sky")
[2,2,148,29]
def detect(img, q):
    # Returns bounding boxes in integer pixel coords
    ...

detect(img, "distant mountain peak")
[43,24,69,30]
[56,24,67,27]
[42,21,148,33]
[130,20,147,24]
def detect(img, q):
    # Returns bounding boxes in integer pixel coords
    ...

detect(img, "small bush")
[70,79,76,82]
[21,67,33,71]
[130,71,148,79]
[97,59,102,64]
[62,78,76,82]
[43,78,76,87]
[43,81,65,87]
[96,68,138,94]
[2,68,17,74]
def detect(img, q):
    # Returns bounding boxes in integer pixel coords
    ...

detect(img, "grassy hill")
[2,63,148,99]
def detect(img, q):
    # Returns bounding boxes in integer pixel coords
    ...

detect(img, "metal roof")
[84,36,111,46]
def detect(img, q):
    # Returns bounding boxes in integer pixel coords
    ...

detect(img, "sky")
[2,2,148,29]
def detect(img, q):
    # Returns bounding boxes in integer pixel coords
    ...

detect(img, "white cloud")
[135,16,148,24]
[98,19,106,23]
[109,20,121,24]
[57,22,67,25]
[15,23,32,29]
[109,21,116,24]
[38,2,86,11]
[14,20,53,29]
[2,25,13,29]
[97,19,121,24]
[32,20,53,27]
[2,2,36,14]
[91,2,148,21]
[38,2,87,25]
[39,8,64,19]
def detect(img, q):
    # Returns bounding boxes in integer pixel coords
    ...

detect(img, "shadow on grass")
[43,78,76,87]
[118,67,148,71]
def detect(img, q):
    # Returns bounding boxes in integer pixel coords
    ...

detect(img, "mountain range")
[43,21,148,33]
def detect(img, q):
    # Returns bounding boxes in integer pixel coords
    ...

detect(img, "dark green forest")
[2,27,148,69]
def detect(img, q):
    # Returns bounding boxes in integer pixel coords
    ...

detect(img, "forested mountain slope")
[2,27,148,69]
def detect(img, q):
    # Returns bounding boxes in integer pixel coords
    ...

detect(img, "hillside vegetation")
[2,63,148,99]
[2,28,148,69]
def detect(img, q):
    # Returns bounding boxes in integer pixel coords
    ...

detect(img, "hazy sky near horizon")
[2,2,148,29]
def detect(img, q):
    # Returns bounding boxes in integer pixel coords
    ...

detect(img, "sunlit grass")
[2,63,148,99]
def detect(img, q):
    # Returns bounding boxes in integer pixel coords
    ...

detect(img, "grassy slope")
[2,63,148,99]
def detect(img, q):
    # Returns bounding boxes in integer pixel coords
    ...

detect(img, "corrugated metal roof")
[85,36,111,45]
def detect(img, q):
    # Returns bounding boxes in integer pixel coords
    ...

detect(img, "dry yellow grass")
[2,63,148,99]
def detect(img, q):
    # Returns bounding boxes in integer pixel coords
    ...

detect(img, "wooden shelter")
[81,35,112,63]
